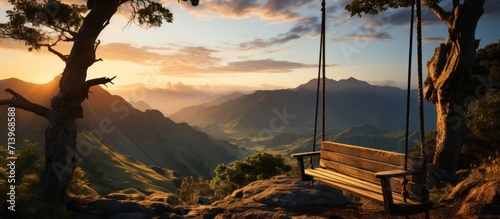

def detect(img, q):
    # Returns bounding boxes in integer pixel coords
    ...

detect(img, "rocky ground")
[4,175,498,218]
[62,175,500,219]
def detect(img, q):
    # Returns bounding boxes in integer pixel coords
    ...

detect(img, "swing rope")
[310,1,427,188]
[312,0,326,154]
[416,0,428,189]
[404,0,416,171]
[321,0,326,142]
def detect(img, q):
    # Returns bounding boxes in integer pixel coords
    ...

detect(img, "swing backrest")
[319,141,427,197]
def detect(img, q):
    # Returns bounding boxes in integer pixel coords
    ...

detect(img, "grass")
[467,152,500,180]
[428,184,454,203]
[428,152,500,203]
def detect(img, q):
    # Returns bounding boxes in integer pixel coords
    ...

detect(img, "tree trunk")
[36,1,119,205]
[424,0,484,176]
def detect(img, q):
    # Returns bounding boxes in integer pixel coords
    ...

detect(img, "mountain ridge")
[170,77,437,136]
[0,77,244,178]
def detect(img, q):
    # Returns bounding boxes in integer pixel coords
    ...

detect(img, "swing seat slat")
[292,141,432,217]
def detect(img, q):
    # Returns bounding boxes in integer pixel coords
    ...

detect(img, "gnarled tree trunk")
[36,2,119,205]
[424,0,484,177]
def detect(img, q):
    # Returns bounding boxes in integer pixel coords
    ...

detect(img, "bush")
[467,91,500,144]
[178,176,211,204]
[210,152,291,200]
[0,140,89,202]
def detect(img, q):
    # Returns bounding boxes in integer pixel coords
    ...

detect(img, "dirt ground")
[291,199,471,219]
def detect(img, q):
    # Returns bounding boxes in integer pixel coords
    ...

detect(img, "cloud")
[179,0,321,51]
[213,59,315,73]
[423,37,445,43]
[367,80,399,87]
[97,43,168,63]
[94,43,316,76]
[343,27,392,41]
[0,36,315,76]
[183,0,312,23]
[238,16,321,50]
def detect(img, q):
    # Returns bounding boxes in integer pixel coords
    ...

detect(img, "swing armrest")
[374,168,420,179]
[291,151,320,181]
[291,151,321,158]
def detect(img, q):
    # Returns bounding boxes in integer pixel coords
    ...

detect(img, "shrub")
[178,176,211,204]
[210,152,291,200]
[0,140,89,201]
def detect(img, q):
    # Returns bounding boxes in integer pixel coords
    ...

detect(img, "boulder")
[208,175,350,218]
[138,201,174,216]
[84,199,152,216]
[146,192,180,205]
[196,196,211,205]
[454,180,500,216]
[106,188,146,201]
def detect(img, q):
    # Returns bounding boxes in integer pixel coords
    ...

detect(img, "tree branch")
[47,45,68,62]
[86,76,117,89]
[1,89,52,119]
[423,0,452,27]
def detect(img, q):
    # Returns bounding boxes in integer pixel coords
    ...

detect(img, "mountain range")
[0,77,245,179]
[0,76,437,179]
[111,86,247,116]
[170,77,437,146]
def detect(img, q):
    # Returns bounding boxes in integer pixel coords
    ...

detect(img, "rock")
[146,192,180,205]
[231,189,244,199]
[174,206,188,215]
[197,196,211,205]
[106,188,146,201]
[457,180,500,216]
[106,193,129,200]
[138,201,174,216]
[198,206,225,219]
[448,178,487,200]
[109,211,148,219]
[84,199,152,216]
[66,176,351,219]
[207,175,350,219]
[251,176,349,208]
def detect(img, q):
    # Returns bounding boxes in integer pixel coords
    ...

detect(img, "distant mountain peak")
[295,77,372,92]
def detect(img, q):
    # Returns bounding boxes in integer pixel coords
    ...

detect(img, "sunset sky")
[1,0,499,93]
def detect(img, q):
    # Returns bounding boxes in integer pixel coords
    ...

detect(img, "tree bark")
[35,1,120,205]
[424,0,484,176]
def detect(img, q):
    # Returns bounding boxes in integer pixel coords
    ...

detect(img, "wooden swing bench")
[291,141,432,218]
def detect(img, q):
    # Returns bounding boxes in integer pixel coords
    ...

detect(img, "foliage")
[429,152,500,204]
[67,166,89,195]
[210,152,291,200]
[459,40,500,167]
[467,152,500,180]
[0,140,44,201]
[409,130,437,162]
[467,91,500,143]
[0,0,198,52]
[474,40,500,81]
[0,140,89,201]
[0,0,87,51]
[428,184,454,203]
[345,0,442,17]
[178,176,211,204]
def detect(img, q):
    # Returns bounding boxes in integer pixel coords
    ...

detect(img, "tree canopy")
[345,0,444,16]
[0,0,198,54]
